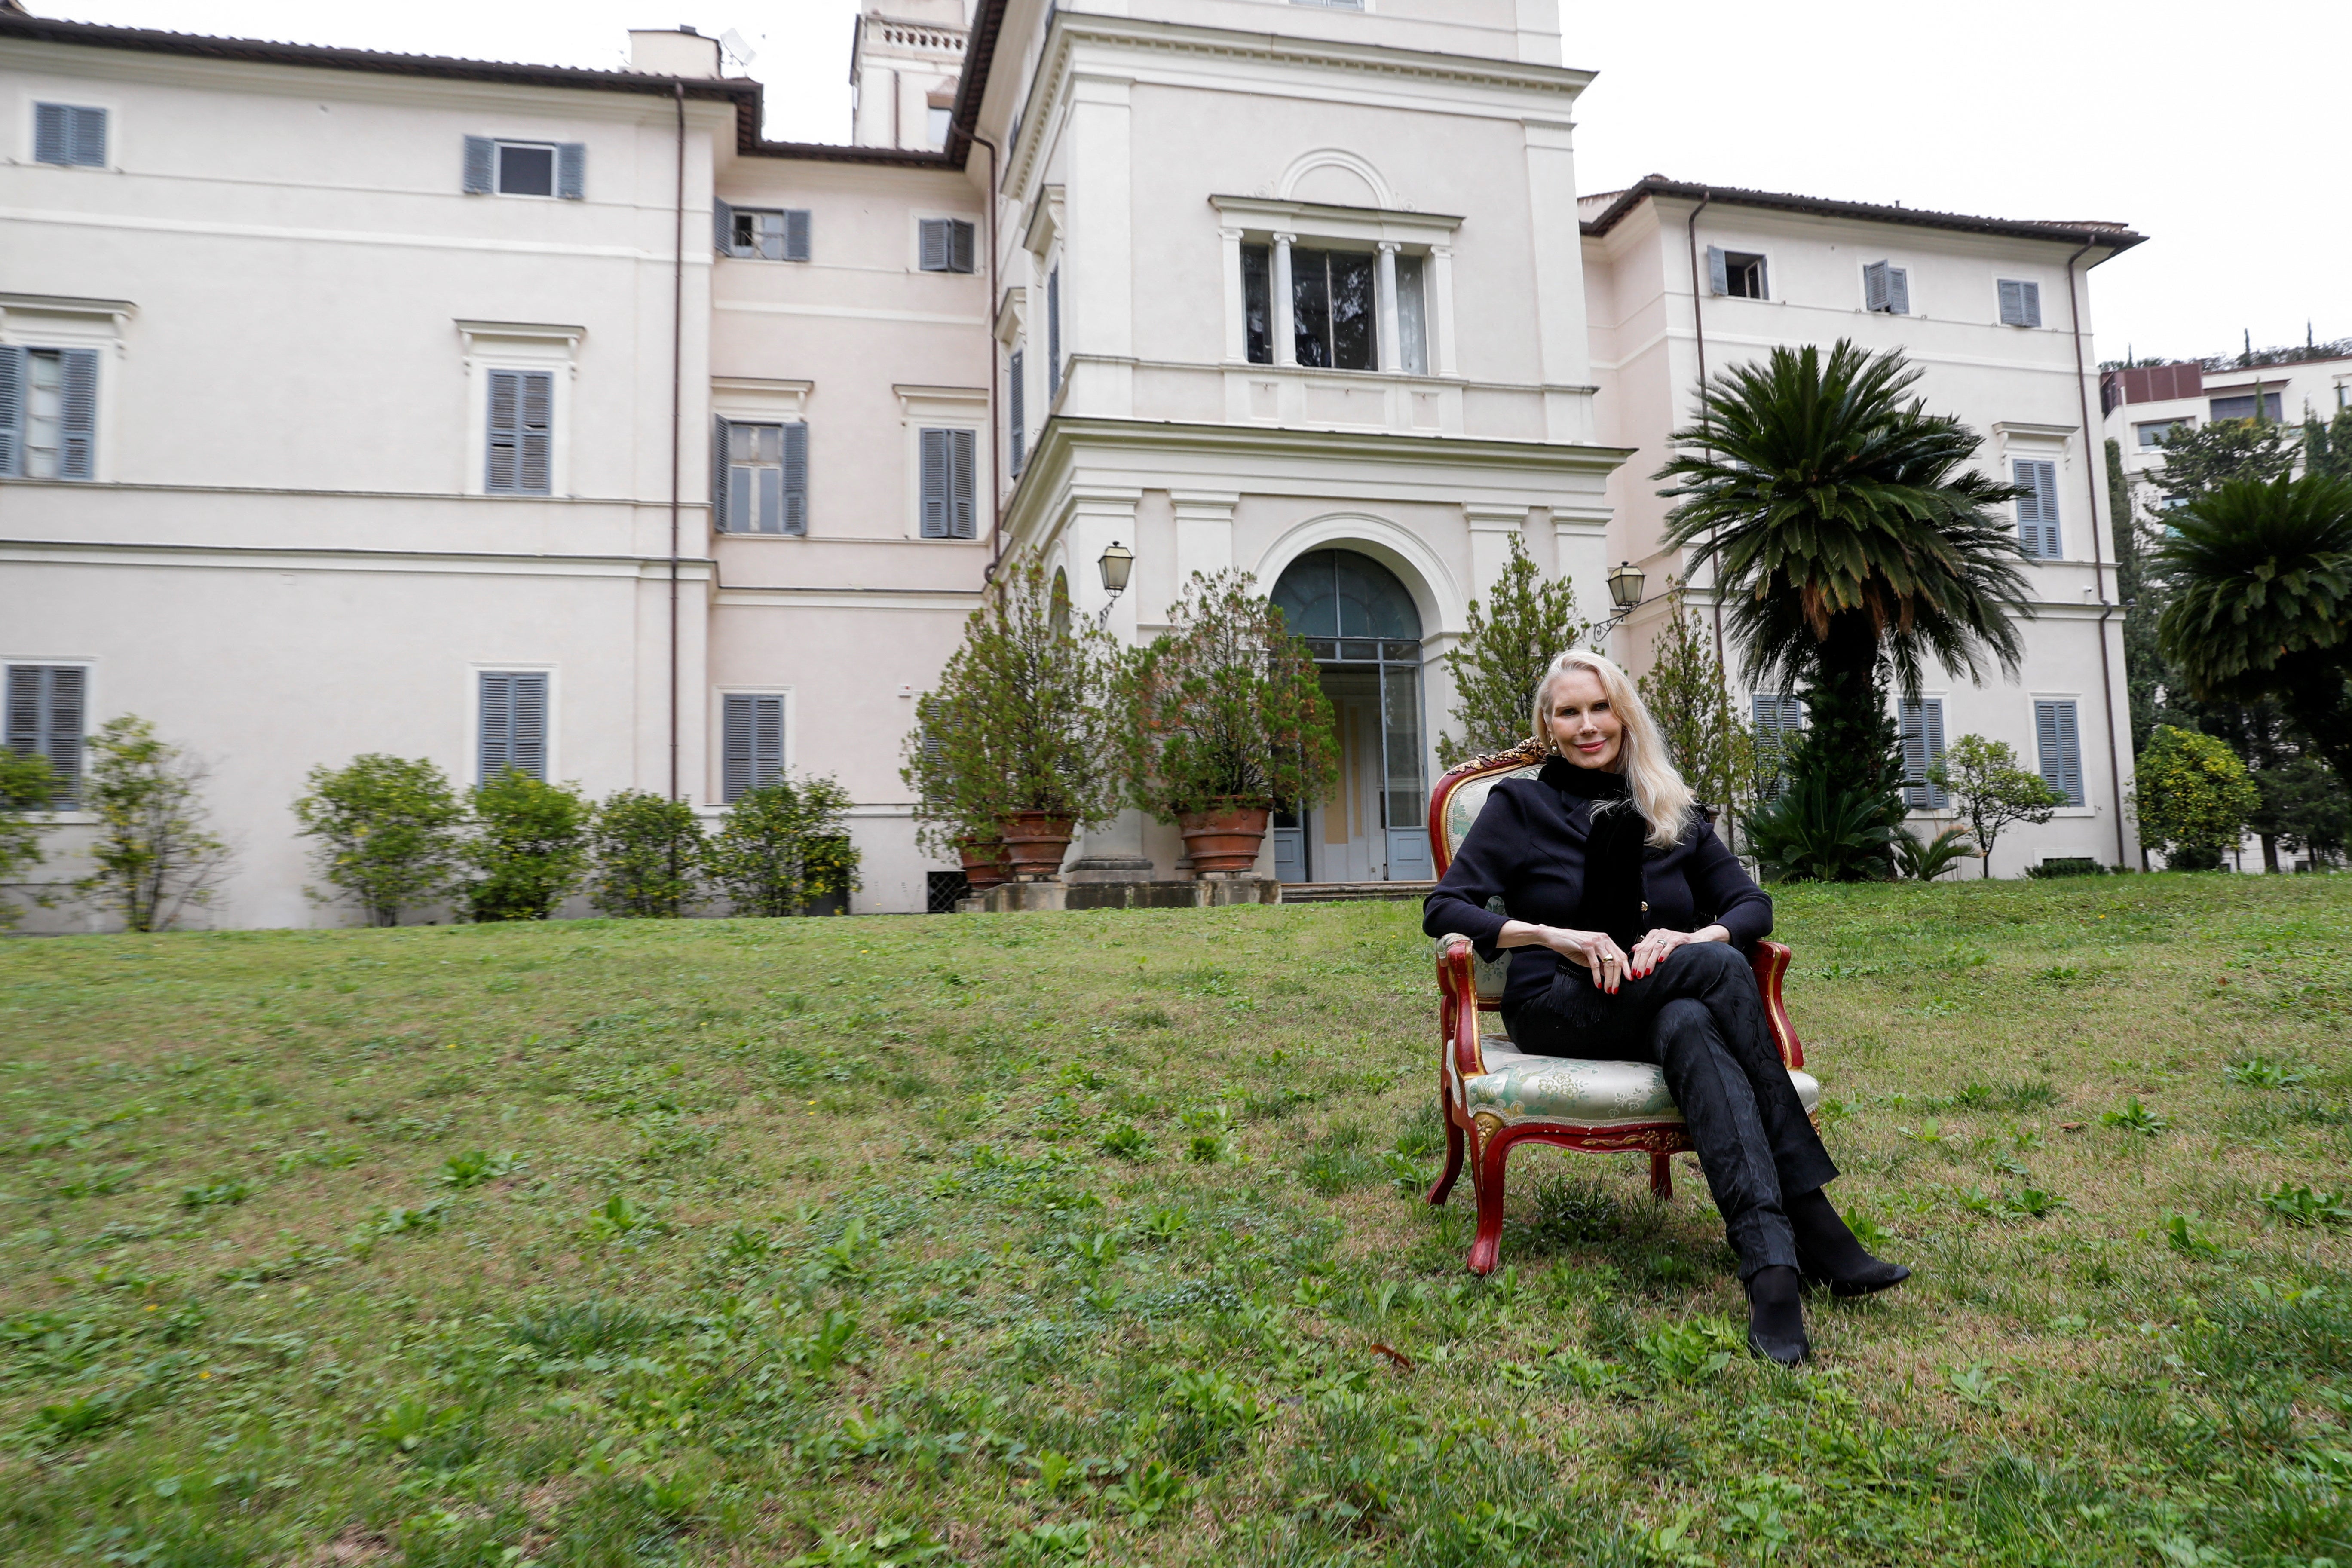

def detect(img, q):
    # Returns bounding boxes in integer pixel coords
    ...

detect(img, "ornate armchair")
[1422,739,1820,1275]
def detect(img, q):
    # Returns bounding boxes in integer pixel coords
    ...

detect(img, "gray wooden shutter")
[784,209,812,262]
[68,107,106,167]
[1998,280,2027,326]
[479,672,548,781]
[721,694,785,802]
[782,421,808,534]
[478,671,512,781]
[2034,700,2082,806]
[1887,266,1910,315]
[1047,266,1062,397]
[1864,261,1890,312]
[0,346,21,477]
[486,370,521,491]
[919,219,949,272]
[950,220,975,273]
[1707,245,1728,295]
[557,142,585,200]
[1899,699,1949,809]
[1008,348,1025,475]
[919,428,949,538]
[2013,459,2061,557]
[714,198,735,255]
[6,664,85,806]
[949,428,977,538]
[34,103,67,165]
[518,371,553,494]
[2033,460,2061,556]
[58,349,98,481]
[464,135,495,194]
[2017,281,2041,327]
[710,416,730,531]
[1923,698,1947,808]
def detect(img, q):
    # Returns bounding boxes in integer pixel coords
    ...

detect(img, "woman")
[1422,650,1907,1364]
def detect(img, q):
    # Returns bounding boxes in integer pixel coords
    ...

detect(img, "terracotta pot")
[999,812,1075,880]
[1177,802,1272,875]
[956,838,1010,891]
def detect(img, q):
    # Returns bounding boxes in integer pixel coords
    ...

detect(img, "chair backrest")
[1427,736,1549,879]
[1427,738,1549,1010]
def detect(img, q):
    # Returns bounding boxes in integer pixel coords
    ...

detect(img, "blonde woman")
[1422,650,1906,1364]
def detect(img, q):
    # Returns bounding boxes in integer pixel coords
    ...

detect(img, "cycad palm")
[2156,471,2352,783]
[1656,340,2034,797]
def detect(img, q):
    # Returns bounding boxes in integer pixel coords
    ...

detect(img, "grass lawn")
[2,875,2349,1568]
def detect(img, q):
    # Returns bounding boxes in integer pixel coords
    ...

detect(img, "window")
[33,103,106,168]
[926,870,971,913]
[919,428,977,539]
[0,346,98,481]
[1899,698,1948,809]
[721,694,785,802]
[2136,418,2190,448]
[2209,392,2282,423]
[712,419,807,535]
[1997,279,2042,328]
[927,106,952,147]
[1046,265,1062,398]
[1863,260,1910,315]
[484,370,553,495]
[1008,348,1026,476]
[1396,253,1429,374]
[2013,459,2061,558]
[1708,246,1768,299]
[717,205,810,261]
[477,671,548,783]
[462,137,585,199]
[1752,693,1805,797]
[2034,700,2083,807]
[1241,246,1271,365]
[5,664,86,806]
[919,218,975,273]
[1290,247,1376,369]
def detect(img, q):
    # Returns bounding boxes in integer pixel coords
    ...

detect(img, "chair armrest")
[1750,939,1804,1069]
[1435,934,1486,1078]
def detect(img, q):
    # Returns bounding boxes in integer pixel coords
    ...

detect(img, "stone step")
[1279,880,1436,903]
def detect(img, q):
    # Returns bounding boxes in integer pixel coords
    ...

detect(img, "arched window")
[1050,567,1071,639]
[1271,548,1421,656]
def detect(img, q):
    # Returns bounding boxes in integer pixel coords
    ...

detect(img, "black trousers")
[1504,941,1836,1278]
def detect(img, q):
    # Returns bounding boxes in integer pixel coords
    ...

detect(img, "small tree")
[0,750,61,928]
[1931,735,2062,879]
[1636,583,1754,842]
[2260,755,2350,868]
[2133,724,2260,871]
[293,754,468,927]
[587,789,706,918]
[903,666,1000,863]
[1437,533,1597,765]
[465,772,592,922]
[74,716,233,931]
[925,559,1122,830]
[1117,569,1338,820]
[2153,415,2297,498]
[706,773,860,917]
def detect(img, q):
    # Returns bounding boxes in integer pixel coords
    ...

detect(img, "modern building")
[1,0,2143,930]
[2102,348,2352,513]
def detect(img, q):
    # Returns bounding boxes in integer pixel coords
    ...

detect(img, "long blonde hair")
[1530,649,1695,848]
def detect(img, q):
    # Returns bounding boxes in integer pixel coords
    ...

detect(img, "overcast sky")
[51,0,2350,365]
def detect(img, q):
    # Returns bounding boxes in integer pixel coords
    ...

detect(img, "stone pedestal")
[1199,873,1281,906]
[1064,857,1155,885]
[981,880,1069,913]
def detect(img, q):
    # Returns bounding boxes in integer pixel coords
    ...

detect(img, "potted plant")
[1117,569,1338,873]
[910,559,1121,882]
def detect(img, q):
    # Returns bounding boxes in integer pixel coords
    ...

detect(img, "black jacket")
[1421,772,1773,1015]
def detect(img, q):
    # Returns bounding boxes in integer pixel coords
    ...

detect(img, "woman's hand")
[1494,920,1636,993]
[1629,923,1730,979]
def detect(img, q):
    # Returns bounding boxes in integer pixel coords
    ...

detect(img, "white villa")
[1,0,2143,927]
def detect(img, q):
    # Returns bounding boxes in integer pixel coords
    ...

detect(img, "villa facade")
[0,0,2142,927]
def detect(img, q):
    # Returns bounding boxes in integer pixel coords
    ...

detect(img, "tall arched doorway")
[1270,549,1433,884]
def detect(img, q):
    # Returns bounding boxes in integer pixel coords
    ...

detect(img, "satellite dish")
[719,28,756,67]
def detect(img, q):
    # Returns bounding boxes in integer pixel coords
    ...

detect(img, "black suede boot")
[1787,1188,1911,1297]
[1746,1265,1809,1366]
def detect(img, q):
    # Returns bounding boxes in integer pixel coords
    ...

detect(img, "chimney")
[628,26,722,77]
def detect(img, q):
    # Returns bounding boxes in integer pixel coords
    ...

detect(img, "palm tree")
[1656,340,2035,808]
[2156,471,2352,784]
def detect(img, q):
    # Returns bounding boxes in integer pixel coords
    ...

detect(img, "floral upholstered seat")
[1422,737,1815,1275]
[1462,1043,1821,1131]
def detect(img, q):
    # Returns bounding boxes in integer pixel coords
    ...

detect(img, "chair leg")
[1426,1091,1464,1207]
[1648,1151,1674,1202]
[1467,1133,1509,1276]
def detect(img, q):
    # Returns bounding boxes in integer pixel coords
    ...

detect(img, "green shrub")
[1741,771,1896,882]
[292,753,468,926]
[705,773,861,917]
[2024,857,2107,879]
[587,788,706,918]
[465,771,591,922]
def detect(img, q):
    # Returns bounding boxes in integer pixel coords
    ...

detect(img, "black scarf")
[1540,756,1648,956]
